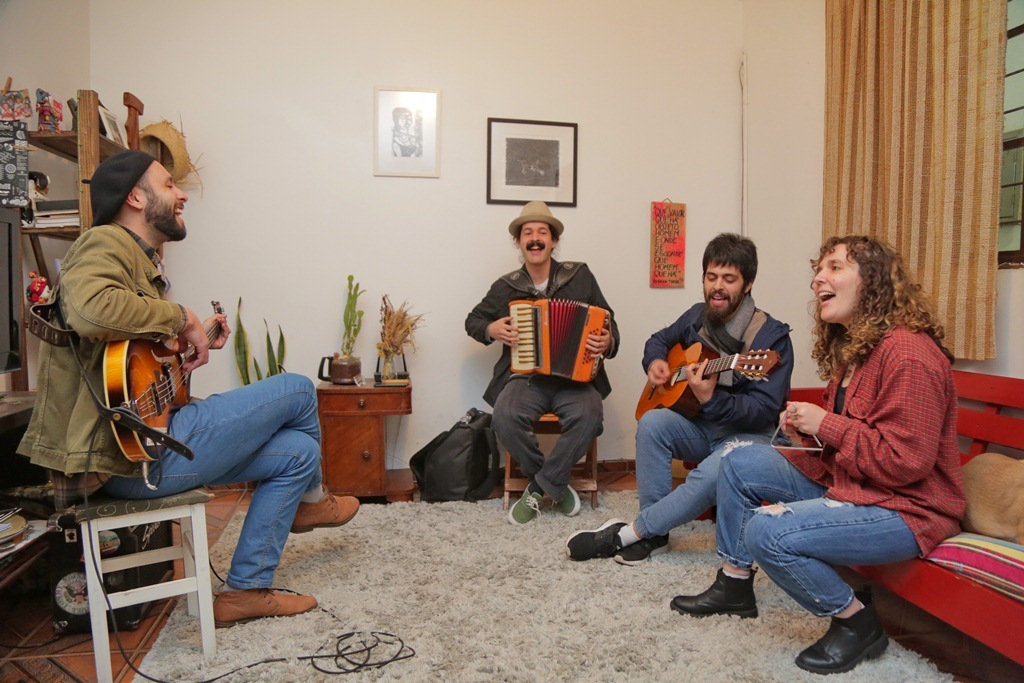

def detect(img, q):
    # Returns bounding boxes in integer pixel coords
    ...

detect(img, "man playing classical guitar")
[19,150,359,627]
[567,233,794,564]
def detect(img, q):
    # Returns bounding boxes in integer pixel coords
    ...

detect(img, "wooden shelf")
[19,226,80,239]
[27,130,125,164]
[20,90,143,282]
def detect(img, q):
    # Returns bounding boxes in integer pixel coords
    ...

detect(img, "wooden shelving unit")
[22,89,142,281]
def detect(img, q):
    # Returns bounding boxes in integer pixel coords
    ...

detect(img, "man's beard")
[704,288,743,322]
[143,189,186,241]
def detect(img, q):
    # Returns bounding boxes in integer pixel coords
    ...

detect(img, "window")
[1000,0,1024,266]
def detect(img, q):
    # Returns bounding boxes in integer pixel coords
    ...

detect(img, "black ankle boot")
[795,601,889,674]
[670,568,758,618]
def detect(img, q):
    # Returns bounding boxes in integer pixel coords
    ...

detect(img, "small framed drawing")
[98,106,125,147]
[487,118,577,206]
[374,88,441,178]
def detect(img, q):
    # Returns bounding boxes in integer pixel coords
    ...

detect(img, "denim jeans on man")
[101,372,323,590]
[633,407,770,539]
[491,375,603,502]
[715,443,920,616]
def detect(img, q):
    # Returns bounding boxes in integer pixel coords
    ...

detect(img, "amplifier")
[49,514,173,634]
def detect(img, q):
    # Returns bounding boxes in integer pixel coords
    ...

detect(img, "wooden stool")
[503,413,599,510]
[76,488,216,683]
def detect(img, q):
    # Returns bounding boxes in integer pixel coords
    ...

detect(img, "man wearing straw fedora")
[466,201,619,525]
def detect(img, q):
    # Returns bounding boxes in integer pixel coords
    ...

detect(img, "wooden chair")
[503,413,599,510]
[76,488,216,683]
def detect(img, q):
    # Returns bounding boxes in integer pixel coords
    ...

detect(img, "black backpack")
[409,408,502,502]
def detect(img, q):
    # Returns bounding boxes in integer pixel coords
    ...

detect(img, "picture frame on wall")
[487,118,577,206]
[97,106,125,147]
[374,88,441,178]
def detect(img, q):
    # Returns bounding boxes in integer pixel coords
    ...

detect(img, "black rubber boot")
[795,600,889,674]
[670,568,758,618]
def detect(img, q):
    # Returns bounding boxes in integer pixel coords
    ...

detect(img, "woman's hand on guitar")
[488,316,519,347]
[647,359,671,386]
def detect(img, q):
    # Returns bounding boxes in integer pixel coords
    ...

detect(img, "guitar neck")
[180,320,223,366]
[672,353,738,382]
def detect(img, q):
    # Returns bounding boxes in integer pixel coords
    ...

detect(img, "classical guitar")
[634,342,781,421]
[104,301,225,462]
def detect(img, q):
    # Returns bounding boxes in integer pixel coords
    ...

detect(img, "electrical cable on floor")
[97,519,415,682]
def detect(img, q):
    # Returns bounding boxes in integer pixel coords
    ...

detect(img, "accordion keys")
[509,299,609,382]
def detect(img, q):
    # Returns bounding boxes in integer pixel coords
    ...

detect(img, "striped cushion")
[926,533,1024,603]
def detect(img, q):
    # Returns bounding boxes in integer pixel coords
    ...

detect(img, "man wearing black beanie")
[20,150,360,628]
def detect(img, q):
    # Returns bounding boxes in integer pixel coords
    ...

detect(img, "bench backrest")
[953,370,1024,463]
[789,370,1024,465]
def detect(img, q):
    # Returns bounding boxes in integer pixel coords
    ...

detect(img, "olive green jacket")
[18,225,184,476]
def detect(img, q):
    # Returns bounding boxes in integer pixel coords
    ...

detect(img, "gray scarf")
[700,294,756,387]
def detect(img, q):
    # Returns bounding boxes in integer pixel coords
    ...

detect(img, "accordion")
[509,298,610,382]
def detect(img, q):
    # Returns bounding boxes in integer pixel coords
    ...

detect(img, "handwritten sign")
[650,201,686,288]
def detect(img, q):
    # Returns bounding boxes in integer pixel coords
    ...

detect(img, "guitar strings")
[125,324,221,417]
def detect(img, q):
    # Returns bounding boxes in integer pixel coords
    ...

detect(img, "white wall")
[4,0,1019,461]
[84,0,755,464]
[0,0,90,391]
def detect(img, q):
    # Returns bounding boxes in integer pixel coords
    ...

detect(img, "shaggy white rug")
[140,492,953,682]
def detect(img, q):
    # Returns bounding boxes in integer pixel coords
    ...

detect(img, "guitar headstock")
[736,349,781,381]
[211,300,224,316]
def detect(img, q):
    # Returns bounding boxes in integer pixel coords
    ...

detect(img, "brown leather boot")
[291,492,360,533]
[213,589,317,628]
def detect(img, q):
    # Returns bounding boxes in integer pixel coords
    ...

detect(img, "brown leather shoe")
[213,589,317,628]
[291,492,359,533]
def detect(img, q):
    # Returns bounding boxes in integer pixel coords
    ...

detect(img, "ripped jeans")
[633,408,771,538]
[715,444,919,617]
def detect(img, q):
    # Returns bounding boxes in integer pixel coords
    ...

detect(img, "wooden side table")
[316,381,414,501]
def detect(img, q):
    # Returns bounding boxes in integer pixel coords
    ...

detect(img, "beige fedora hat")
[508,201,564,238]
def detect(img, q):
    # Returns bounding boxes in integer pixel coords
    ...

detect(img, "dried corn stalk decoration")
[376,295,423,359]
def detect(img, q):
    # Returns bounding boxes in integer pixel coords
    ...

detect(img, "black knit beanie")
[89,150,157,227]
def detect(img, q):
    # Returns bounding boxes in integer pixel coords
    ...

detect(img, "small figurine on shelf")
[26,271,50,303]
[35,89,63,133]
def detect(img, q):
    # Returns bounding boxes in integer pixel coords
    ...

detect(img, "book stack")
[33,198,80,229]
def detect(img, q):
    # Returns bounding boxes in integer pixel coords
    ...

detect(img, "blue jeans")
[102,373,323,590]
[716,443,920,616]
[633,408,769,538]
[491,375,603,502]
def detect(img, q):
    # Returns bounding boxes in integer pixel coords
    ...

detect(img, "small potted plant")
[319,275,365,384]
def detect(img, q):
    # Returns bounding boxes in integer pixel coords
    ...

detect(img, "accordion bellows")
[509,299,609,383]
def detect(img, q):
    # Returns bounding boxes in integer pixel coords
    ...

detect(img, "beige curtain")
[823,0,1005,360]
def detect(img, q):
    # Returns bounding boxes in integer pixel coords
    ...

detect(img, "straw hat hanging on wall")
[139,120,199,185]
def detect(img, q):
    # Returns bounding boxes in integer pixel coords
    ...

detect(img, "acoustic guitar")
[103,301,224,462]
[634,342,781,421]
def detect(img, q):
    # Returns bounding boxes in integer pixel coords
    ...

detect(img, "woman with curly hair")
[671,235,965,675]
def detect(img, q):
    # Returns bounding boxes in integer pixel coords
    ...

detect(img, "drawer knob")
[362,450,371,460]
[358,399,367,408]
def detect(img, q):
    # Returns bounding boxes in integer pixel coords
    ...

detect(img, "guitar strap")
[28,288,194,461]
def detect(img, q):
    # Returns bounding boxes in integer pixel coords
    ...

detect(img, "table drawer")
[317,389,411,415]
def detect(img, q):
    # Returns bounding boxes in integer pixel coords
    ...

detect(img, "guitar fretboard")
[672,354,737,383]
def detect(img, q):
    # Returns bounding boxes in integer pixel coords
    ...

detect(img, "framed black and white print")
[374,88,441,178]
[486,118,577,206]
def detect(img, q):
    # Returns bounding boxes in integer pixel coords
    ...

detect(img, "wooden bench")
[791,370,1024,667]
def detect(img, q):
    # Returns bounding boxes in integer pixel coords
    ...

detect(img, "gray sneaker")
[613,534,669,566]
[508,491,543,525]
